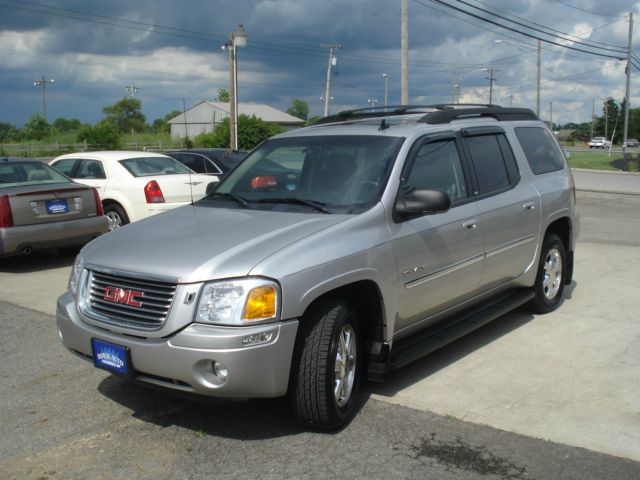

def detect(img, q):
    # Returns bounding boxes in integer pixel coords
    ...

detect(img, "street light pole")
[224,25,247,151]
[322,44,340,117]
[401,0,409,105]
[622,12,634,155]
[382,73,389,110]
[125,82,139,98]
[33,75,54,120]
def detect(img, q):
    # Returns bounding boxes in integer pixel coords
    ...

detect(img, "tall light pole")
[382,73,389,109]
[33,75,54,120]
[401,0,409,105]
[368,98,378,108]
[223,24,247,151]
[322,44,340,117]
[622,12,634,155]
[494,39,541,116]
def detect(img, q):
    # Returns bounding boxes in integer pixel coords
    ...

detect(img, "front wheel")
[290,298,361,430]
[527,234,566,313]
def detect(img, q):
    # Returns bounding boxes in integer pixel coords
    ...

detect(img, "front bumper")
[56,291,299,398]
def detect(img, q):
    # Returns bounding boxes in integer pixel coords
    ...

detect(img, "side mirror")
[395,189,451,220]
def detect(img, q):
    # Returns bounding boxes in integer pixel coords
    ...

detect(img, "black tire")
[290,298,361,430]
[104,203,129,231]
[527,234,566,313]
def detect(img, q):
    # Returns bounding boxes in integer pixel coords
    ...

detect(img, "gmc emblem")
[104,286,144,307]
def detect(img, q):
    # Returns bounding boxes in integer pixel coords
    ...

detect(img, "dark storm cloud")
[0,0,638,126]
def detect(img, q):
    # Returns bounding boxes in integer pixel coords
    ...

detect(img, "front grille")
[86,270,178,330]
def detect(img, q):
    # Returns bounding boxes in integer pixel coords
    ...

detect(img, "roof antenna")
[378,118,390,131]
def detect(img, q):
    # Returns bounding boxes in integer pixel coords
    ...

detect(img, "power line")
[420,0,627,60]
[550,0,624,19]
[471,0,627,50]
[449,0,627,54]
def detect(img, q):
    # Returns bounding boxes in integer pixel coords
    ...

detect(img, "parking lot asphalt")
[1,189,639,473]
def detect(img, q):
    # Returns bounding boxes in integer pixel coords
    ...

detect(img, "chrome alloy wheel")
[542,248,563,300]
[334,324,356,408]
[105,211,123,230]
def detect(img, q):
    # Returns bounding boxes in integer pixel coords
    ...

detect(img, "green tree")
[217,88,230,102]
[151,110,181,134]
[76,121,122,150]
[594,98,621,143]
[287,99,309,121]
[0,122,18,142]
[194,115,283,150]
[102,97,146,133]
[53,117,82,133]
[305,115,321,126]
[21,114,51,141]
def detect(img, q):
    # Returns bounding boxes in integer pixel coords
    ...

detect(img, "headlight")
[68,253,85,297]
[196,278,279,326]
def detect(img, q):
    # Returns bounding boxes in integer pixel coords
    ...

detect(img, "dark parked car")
[0,158,109,257]
[625,138,639,148]
[164,149,247,179]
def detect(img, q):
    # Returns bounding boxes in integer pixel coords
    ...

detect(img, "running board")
[367,288,534,382]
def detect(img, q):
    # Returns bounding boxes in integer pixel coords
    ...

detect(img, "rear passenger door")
[390,132,484,333]
[461,127,540,289]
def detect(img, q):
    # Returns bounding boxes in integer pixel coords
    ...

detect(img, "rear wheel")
[290,298,360,430]
[527,234,566,313]
[104,203,129,231]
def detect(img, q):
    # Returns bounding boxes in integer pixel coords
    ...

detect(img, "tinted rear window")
[515,127,566,175]
[119,156,190,177]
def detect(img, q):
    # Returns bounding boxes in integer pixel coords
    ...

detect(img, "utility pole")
[401,0,409,105]
[549,101,553,129]
[591,99,595,139]
[125,82,139,98]
[622,12,634,155]
[322,43,340,117]
[33,75,54,120]
[536,39,541,117]
[485,68,497,104]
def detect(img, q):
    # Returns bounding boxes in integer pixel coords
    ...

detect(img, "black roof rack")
[312,104,538,126]
[420,107,538,124]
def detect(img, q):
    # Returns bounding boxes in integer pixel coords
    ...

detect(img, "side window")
[405,139,468,203]
[51,159,78,177]
[176,154,205,173]
[76,160,106,179]
[465,134,515,195]
[204,158,223,175]
[515,127,566,175]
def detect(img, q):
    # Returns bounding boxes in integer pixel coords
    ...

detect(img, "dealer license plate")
[46,199,68,214]
[91,338,131,376]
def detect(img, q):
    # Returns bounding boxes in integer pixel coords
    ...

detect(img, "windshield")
[119,156,191,177]
[0,161,71,187]
[205,135,403,214]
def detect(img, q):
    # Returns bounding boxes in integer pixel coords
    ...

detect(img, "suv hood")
[82,204,349,283]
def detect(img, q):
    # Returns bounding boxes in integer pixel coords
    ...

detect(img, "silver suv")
[57,105,578,430]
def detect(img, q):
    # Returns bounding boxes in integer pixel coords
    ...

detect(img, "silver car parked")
[57,105,579,430]
[1,158,109,257]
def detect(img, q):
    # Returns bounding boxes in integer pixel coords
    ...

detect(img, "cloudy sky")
[0,0,638,128]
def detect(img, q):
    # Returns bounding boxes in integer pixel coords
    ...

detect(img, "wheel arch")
[544,216,574,284]
[298,279,386,348]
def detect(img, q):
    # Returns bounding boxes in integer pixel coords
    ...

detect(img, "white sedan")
[51,151,218,230]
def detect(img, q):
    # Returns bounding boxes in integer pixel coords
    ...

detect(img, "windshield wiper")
[256,197,330,214]
[207,192,248,208]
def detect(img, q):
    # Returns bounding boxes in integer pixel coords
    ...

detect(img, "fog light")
[213,361,228,381]
[242,331,274,346]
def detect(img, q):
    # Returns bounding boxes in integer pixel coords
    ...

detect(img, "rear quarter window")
[515,127,566,175]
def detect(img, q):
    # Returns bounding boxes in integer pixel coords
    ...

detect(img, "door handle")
[462,219,478,230]
[523,201,536,211]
